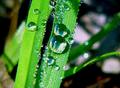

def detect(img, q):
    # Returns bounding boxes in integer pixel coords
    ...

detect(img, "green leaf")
[14,0,51,87]
[35,0,81,88]
[65,51,120,77]
[69,12,120,61]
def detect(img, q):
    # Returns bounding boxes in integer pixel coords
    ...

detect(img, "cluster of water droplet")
[43,55,60,71]
[27,8,40,31]
[49,0,74,54]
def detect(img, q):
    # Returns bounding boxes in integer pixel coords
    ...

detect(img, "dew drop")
[69,37,74,44]
[36,65,39,68]
[33,9,40,15]
[60,76,63,80]
[45,46,48,50]
[83,52,90,59]
[35,49,39,54]
[54,65,60,71]
[43,54,46,57]
[64,4,70,11]
[41,19,47,26]
[63,65,70,70]
[27,22,37,31]
[33,73,36,78]
[50,0,56,8]
[49,36,68,53]
[54,24,69,37]
[47,56,55,66]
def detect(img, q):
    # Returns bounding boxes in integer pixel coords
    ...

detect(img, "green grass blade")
[35,0,81,88]
[14,0,51,87]
[65,51,120,77]
[1,21,25,72]
[69,12,120,61]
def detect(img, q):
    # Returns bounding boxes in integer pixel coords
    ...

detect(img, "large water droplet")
[54,24,69,37]
[49,36,68,53]
[47,56,55,66]
[33,9,40,15]
[27,22,37,31]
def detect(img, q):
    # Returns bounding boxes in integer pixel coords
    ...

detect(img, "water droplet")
[47,56,55,66]
[35,49,39,54]
[33,74,36,78]
[36,65,39,68]
[83,52,90,59]
[45,46,48,50]
[54,24,69,37]
[50,0,56,8]
[49,36,68,53]
[54,65,60,71]
[27,22,37,31]
[69,37,74,44]
[63,65,70,70]
[43,54,46,57]
[64,4,70,11]
[33,9,40,15]
[60,76,63,80]
[41,19,47,26]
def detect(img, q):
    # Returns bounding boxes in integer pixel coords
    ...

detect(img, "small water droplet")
[54,24,69,37]
[69,37,74,44]
[46,56,55,66]
[36,65,39,68]
[43,54,46,57]
[83,52,90,59]
[27,22,37,31]
[64,4,70,11]
[45,46,48,50]
[41,19,47,26]
[54,65,60,71]
[36,49,39,54]
[33,74,36,78]
[49,36,69,53]
[60,76,63,80]
[33,9,40,15]
[63,65,70,70]
[50,0,56,8]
